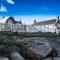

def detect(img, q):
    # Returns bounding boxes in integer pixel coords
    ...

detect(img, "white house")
[0,16,38,32]
[32,16,60,34]
[0,16,26,32]
[25,25,38,32]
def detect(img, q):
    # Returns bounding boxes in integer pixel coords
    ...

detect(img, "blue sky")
[0,0,60,16]
[0,0,60,24]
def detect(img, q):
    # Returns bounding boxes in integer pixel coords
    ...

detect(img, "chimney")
[34,20,36,23]
[57,16,59,21]
[20,19,22,24]
[2,16,5,19]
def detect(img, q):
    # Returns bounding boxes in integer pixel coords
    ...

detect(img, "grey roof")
[15,21,22,24]
[33,19,57,26]
[0,17,10,24]
[0,16,16,24]
[0,16,22,24]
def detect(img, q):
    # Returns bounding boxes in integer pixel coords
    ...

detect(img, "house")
[32,16,60,34]
[0,16,26,32]
[25,25,38,32]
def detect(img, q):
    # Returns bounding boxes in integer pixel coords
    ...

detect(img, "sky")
[0,0,60,24]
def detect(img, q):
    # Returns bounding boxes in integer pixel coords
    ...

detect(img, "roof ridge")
[36,19,57,23]
[33,19,57,26]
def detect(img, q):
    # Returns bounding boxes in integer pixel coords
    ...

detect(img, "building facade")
[0,16,26,32]
[25,25,38,32]
[32,16,60,34]
[0,16,39,32]
[0,16,60,34]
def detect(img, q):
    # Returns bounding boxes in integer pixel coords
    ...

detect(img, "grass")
[0,31,60,38]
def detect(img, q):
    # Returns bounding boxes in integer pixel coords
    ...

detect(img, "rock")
[10,52,24,60]
[44,57,52,60]
[0,44,5,50]
[44,57,60,60]
[27,43,52,60]
[27,44,52,57]
[0,57,9,60]
[54,57,60,60]
[0,46,20,57]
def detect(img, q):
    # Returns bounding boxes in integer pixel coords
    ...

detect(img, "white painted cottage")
[0,16,26,32]
[32,16,60,34]
[25,25,38,32]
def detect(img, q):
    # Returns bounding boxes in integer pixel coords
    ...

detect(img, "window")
[49,25,54,28]
[42,25,44,28]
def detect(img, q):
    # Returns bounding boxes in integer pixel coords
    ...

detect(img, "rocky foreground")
[0,44,24,60]
[21,37,60,60]
[0,33,60,60]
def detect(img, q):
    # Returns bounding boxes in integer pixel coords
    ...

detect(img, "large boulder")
[27,45,52,60]
[26,40,52,60]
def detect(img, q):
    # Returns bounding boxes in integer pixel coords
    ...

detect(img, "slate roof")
[0,16,15,24]
[15,21,22,24]
[33,19,58,26]
[0,16,22,24]
[0,17,9,24]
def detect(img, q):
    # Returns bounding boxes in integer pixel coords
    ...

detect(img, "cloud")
[42,7,49,10]
[14,15,56,25]
[6,0,14,4]
[0,4,7,12]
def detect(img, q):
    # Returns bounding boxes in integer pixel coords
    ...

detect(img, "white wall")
[0,24,5,31]
[26,25,38,32]
[12,24,25,32]
[35,24,56,33]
